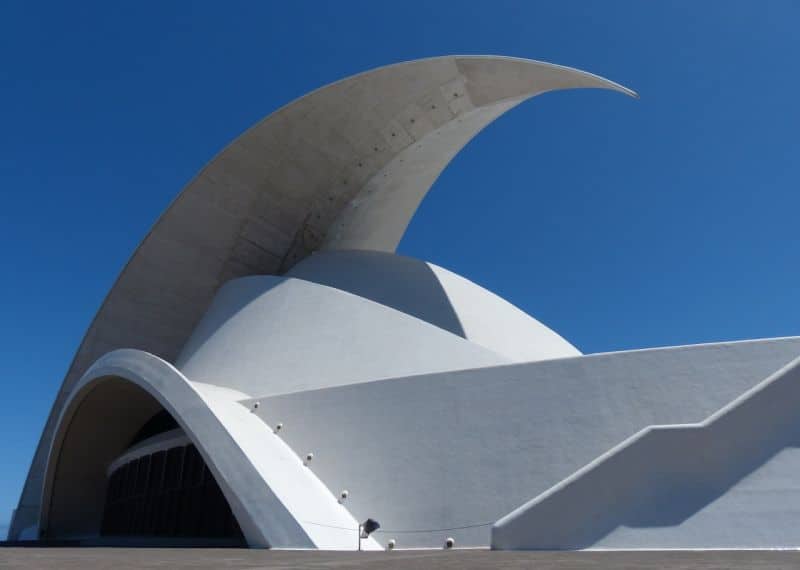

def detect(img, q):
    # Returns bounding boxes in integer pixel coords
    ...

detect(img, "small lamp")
[358,518,380,551]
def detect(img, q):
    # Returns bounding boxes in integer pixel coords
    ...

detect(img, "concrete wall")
[492,355,800,550]
[44,378,163,538]
[246,337,800,548]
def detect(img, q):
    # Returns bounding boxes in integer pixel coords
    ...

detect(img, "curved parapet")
[11,55,635,541]
[37,349,377,549]
[491,355,800,550]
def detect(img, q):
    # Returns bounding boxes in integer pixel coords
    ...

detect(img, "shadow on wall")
[286,250,466,338]
[493,356,800,549]
[43,378,163,538]
[617,426,800,530]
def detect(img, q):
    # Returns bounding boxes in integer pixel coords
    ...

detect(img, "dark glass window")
[163,446,184,490]
[127,410,179,448]
[100,443,243,541]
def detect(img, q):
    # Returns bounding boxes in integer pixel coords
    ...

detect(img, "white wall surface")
[245,338,800,548]
[493,355,800,550]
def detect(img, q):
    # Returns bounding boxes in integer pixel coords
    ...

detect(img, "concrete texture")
[2,548,800,570]
[12,58,632,540]
[493,354,800,550]
[247,337,800,548]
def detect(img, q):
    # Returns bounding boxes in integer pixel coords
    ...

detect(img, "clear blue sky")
[2,1,799,534]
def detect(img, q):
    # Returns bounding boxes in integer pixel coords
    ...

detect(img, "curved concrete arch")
[39,349,376,549]
[11,56,635,540]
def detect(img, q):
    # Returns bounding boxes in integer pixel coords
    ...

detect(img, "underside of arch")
[42,377,244,543]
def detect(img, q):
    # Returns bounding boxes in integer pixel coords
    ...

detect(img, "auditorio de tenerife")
[10,56,800,551]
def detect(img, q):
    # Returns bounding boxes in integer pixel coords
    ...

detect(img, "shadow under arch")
[39,349,313,548]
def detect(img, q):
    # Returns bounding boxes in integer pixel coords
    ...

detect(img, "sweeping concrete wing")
[9,55,636,544]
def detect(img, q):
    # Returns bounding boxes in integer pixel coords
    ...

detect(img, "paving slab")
[2,548,800,570]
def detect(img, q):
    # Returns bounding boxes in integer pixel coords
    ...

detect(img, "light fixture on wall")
[358,518,380,551]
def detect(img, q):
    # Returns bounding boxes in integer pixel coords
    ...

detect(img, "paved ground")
[2,549,800,569]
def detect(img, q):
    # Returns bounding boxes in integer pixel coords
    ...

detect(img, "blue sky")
[2,1,799,534]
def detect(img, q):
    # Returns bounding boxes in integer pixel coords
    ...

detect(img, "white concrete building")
[10,56,800,550]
